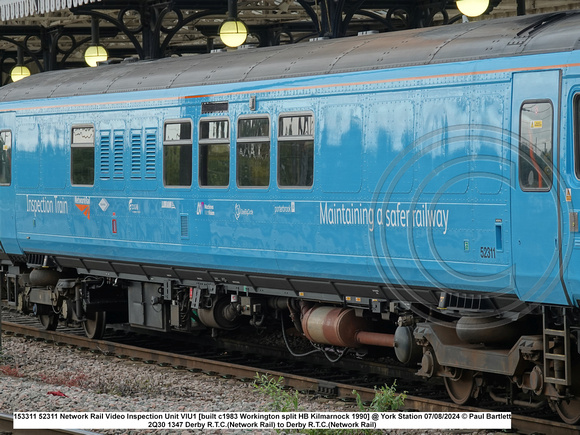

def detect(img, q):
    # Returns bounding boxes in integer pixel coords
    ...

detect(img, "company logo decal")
[274,202,295,213]
[99,198,109,212]
[75,196,90,219]
[197,202,215,216]
[129,199,140,214]
[235,203,253,220]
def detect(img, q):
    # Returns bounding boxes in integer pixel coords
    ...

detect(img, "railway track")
[1,309,579,435]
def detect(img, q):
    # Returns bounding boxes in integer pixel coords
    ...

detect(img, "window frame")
[277,111,315,189]
[70,124,95,187]
[198,116,230,189]
[518,100,554,192]
[0,129,12,186]
[236,115,271,189]
[163,119,193,188]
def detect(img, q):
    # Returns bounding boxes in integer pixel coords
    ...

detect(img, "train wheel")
[38,313,58,331]
[444,369,477,405]
[555,397,580,425]
[83,311,106,339]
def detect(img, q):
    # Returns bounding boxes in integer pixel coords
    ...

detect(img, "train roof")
[2,10,580,103]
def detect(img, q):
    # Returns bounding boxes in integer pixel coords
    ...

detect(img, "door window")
[519,101,553,191]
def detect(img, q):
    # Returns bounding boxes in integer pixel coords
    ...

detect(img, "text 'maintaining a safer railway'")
[319,202,450,234]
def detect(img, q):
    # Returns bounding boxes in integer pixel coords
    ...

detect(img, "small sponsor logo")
[99,198,109,212]
[74,196,90,205]
[197,202,215,216]
[235,203,253,220]
[129,199,140,214]
[274,202,295,214]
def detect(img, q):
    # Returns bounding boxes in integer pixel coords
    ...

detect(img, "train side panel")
[359,75,513,297]
[9,62,520,300]
[10,52,580,307]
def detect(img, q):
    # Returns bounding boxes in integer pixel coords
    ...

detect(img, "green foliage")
[254,373,407,435]
[253,373,301,412]
[354,381,406,412]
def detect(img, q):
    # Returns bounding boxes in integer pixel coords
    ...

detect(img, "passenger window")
[199,118,229,187]
[519,101,553,191]
[163,120,192,187]
[71,126,94,186]
[0,130,11,185]
[237,117,270,187]
[278,113,314,188]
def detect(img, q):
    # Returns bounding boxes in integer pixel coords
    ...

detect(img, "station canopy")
[0,0,580,85]
[0,0,98,20]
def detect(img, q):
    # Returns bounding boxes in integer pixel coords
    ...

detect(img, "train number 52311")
[480,247,496,259]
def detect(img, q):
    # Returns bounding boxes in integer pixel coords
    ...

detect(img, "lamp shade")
[456,0,489,17]
[84,45,108,67]
[219,20,248,48]
[10,65,30,82]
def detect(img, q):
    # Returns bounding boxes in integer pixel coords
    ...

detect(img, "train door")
[511,70,570,305]
[0,111,21,256]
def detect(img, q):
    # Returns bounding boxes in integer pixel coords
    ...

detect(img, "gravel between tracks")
[0,334,502,435]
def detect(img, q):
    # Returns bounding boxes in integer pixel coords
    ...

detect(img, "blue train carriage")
[1,10,580,422]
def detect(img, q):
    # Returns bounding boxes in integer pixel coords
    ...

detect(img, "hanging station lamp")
[10,47,30,82]
[456,0,490,17]
[84,17,108,67]
[10,65,30,82]
[219,0,248,48]
[84,45,108,67]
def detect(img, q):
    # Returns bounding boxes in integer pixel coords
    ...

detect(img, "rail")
[2,320,580,434]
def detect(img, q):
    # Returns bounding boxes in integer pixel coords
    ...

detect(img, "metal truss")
[0,0,577,84]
